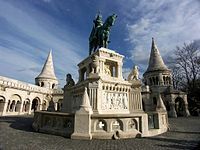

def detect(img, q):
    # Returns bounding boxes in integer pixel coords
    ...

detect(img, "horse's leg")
[93,39,97,53]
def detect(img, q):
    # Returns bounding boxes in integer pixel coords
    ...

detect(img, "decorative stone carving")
[65,74,75,87]
[112,120,122,131]
[156,94,166,111]
[128,119,137,130]
[128,66,139,81]
[96,120,107,131]
[90,55,99,74]
[104,64,111,76]
[102,92,128,110]
[63,119,72,129]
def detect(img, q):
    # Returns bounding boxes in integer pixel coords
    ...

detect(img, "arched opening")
[153,97,157,105]
[41,82,44,87]
[10,100,15,112]
[42,100,47,110]
[163,76,166,85]
[26,101,30,112]
[9,94,21,112]
[96,120,107,131]
[128,119,138,130]
[175,97,185,116]
[112,120,123,131]
[31,98,40,112]
[15,100,21,112]
[52,84,55,89]
[57,99,63,111]
[24,99,30,112]
[0,96,5,112]
[155,76,159,85]
[6,100,10,112]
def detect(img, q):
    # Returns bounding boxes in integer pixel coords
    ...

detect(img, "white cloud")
[0,1,84,87]
[122,0,200,69]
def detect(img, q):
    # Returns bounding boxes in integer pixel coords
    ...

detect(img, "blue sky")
[0,0,200,87]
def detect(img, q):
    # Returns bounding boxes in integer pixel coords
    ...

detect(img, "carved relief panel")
[101,92,128,110]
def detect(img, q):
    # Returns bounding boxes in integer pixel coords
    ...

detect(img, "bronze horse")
[89,14,117,55]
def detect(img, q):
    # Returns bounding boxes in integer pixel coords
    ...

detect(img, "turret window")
[149,78,152,85]
[41,82,44,87]
[153,97,157,105]
[155,77,159,85]
[163,76,166,85]
[152,77,155,85]
[52,84,55,89]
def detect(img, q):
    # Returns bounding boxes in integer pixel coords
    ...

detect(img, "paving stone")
[0,115,200,150]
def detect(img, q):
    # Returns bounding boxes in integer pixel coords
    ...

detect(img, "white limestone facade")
[0,51,64,116]
[0,76,51,116]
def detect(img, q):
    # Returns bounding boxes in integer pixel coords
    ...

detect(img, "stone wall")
[32,111,74,137]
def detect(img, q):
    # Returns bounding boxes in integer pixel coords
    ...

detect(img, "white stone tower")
[35,50,58,89]
[143,38,172,87]
[142,38,190,117]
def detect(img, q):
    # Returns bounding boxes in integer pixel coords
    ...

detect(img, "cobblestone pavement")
[0,115,200,150]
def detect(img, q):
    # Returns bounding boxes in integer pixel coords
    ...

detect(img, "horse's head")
[105,14,117,27]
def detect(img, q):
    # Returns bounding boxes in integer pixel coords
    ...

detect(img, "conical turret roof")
[36,50,57,80]
[145,38,169,73]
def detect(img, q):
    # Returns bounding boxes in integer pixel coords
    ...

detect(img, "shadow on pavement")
[0,115,34,132]
[148,136,199,150]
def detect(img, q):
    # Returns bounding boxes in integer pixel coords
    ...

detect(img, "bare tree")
[171,41,200,101]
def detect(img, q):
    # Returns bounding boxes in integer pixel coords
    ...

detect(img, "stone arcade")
[32,47,168,139]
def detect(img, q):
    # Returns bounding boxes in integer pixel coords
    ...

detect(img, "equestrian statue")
[89,13,117,55]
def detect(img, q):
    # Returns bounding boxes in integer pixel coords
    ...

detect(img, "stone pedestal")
[71,111,92,140]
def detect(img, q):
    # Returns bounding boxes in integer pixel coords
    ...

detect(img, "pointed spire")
[79,87,93,113]
[146,38,169,73]
[36,50,57,80]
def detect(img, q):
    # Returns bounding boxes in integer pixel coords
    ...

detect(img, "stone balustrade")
[0,76,51,94]
[32,111,74,137]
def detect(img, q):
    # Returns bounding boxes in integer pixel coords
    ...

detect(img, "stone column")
[86,66,90,78]
[78,69,82,82]
[183,95,190,117]
[117,62,123,79]
[71,88,93,140]
[99,59,105,75]
[13,101,17,112]
[28,102,32,114]
[158,73,164,85]
[168,102,177,118]
[19,100,25,114]
[0,101,6,116]
[54,102,58,111]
